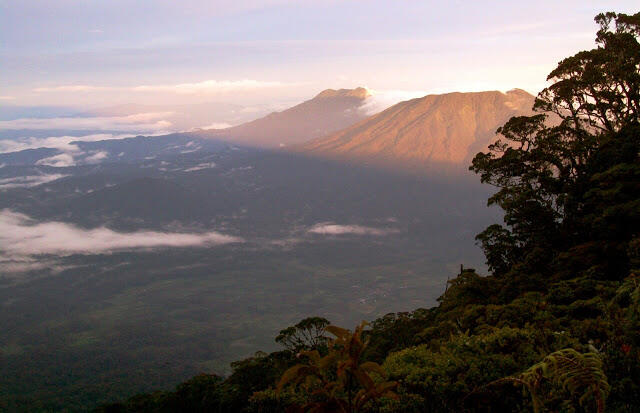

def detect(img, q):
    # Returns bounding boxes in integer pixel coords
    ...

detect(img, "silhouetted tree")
[471,12,640,278]
[275,317,331,352]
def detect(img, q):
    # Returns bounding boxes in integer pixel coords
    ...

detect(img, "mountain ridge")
[297,89,536,170]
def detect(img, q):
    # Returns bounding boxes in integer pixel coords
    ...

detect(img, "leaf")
[277,365,318,393]
[359,361,386,377]
[504,348,610,413]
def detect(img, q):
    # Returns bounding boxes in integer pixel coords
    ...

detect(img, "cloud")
[0,95,15,100]
[0,210,243,269]
[0,133,131,154]
[84,150,109,163]
[33,85,113,92]
[132,79,286,94]
[308,223,398,236]
[359,89,427,115]
[193,122,232,130]
[35,153,76,167]
[0,112,173,132]
[1,133,137,167]
[32,79,290,96]
[183,162,217,172]
[0,257,58,273]
[0,173,69,189]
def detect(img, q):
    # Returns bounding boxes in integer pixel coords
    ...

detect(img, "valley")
[0,124,496,409]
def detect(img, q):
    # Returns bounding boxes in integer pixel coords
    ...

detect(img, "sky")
[1,0,638,109]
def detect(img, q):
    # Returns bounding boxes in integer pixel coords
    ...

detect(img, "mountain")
[206,87,372,147]
[299,89,535,170]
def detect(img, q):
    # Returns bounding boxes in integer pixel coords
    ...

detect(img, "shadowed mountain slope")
[205,87,372,147]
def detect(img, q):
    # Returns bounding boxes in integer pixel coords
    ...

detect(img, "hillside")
[300,89,535,169]
[205,87,372,147]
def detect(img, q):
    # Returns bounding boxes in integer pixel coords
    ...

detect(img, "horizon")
[2,0,638,111]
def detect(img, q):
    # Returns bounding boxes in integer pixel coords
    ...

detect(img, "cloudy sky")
[1,0,637,107]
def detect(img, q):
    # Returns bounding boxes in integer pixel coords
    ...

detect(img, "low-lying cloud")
[0,112,173,132]
[84,150,109,163]
[194,122,232,130]
[0,133,131,154]
[308,223,399,236]
[183,162,217,172]
[35,153,76,167]
[0,173,70,189]
[0,210,243,271]
[359,89,428,115]
[34,150,111,167]
[0,133,167,167]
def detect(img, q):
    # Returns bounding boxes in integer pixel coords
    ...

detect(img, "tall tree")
[275,317,331,352]
[470,12,640,279]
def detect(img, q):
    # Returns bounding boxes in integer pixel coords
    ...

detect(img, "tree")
[275,317,331,352]
[470,12,640,278]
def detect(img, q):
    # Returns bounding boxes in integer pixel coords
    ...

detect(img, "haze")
[2,0,637,109]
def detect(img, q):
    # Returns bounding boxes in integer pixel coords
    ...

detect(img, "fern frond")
[508,348,610,413]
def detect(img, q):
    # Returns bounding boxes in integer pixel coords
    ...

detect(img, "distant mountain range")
[205,87,372,147]
[193,87,536,172]
[1,87,537,174]
[298,89,535,169]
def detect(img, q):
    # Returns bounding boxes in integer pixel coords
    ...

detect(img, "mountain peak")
[315,87,372,99]
[208,87,372,147]
[300,89,536,168]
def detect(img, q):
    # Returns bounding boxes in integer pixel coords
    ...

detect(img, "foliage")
[94,374,225,413]
[275,317,331,352]
[502,349,610,413]
[246,388,305,413]
[277,322,397,412]
[384,327,541,411]
[364,309,434,363]
[470,11,640,281]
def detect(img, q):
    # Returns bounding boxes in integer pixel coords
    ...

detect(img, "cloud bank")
[132,79,286,94]
[0,112,173,132]
[308,223,398,236]
[34,79,288,95]
[0,210,243,271]
[0,132,168,167]
[33,85,113,93]
[0,133,132,154]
